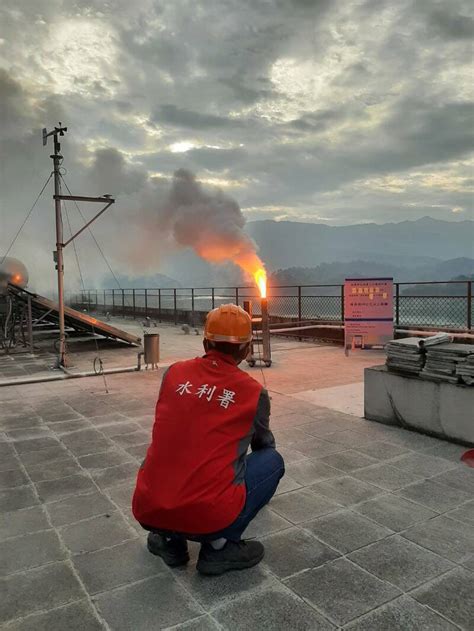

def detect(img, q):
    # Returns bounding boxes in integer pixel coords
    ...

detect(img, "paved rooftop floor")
[1,335,473,630]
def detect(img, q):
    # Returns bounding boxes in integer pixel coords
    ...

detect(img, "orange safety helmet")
[204,304,252,344]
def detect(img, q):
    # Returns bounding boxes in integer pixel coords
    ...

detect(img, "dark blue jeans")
[209,447,285,542]
[147,448,285,543]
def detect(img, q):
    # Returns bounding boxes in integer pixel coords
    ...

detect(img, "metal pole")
[158,289,162,322]
[52,135,66,366]
[395,283,400,326]
[174,288,177,325]
[212,287,215,309]
[235,287,239,305]
[144,289,148,318]
[27,295,34,352]
[132,289,136,319]
[191,288,195,327]
[112,289,115,315]
[103,289,106,313]
[467,281,472,331]
[340,284,344,323]
[298,286,302,322]
[121,289,125,317]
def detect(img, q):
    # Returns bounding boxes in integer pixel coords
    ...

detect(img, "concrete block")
[0,562,85,625]
[94,575,203,630]
[365,366,474,446]
[261,527,339,578]
[304,509,393,554]
[0,529,65,576]
[286,558,400,626]
[347,535,454,590]
[214,586,335,630]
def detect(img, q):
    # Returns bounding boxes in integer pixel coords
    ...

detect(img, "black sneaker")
[147,532,190,567]
[196,540,264,576]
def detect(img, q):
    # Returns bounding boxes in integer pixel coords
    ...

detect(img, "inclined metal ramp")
[8,284,141,346]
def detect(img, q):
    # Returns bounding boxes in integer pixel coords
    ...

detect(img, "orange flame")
[254,268,267,299]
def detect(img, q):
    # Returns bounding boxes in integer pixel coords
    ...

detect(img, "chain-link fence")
[71,280,473,332]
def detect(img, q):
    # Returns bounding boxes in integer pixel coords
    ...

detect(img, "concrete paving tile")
[64,437,112,456]
[35,473,96,503]
[72,539,165,594]
[271,488,340,524]
[86,412,130,426]
[322,429,374,448]
[390,452,457,478]
[0,442,15,457]
[347,535,454,590]
[60,511,134,554]
[94,574,203,630]
[319,450,379,472]
[310,475,385,506]
[112,430,150,448]
[277,445,308,464]
[48,418,93,434]
[91,462,138,489]
[175,562,273,610]
[0,467,29,489]
[272,428,314,448]
[285,460,341,486]
[385,431,451,453]
[262,527,340,578]
[344,595,458,630]
[274,474,301,496]
[124,443,148,461]
[303,509,393,554]
[446,499,474,525]
[0,529,66,576]
[213,585,335,630]
[13,436,61,453]
[402,515,474,564]
[412,568,474,629]
[61,428,110,448]
[424,442,470,463]
[18,444,71,467]
[298,420,357,438]
[286,558,400,626]
[5,600,106,631]
[99,421,142,437]
[353,463,424,491]
[396,478,472,512]
[0,485,38,511]
[0,562,85,625]
[0,415,43,431]
[355,440,412,460]
[27,458,82,482]
[78,449,134,470]
[354,494,438,531]
[291,438,348,459]
[105,481,134,510]
[46,491,116,527]
[243,507,293,539]
[431,466,474,495]
[0,505,49,541]
[5,427,54,442]
[0,452,19,472]
[168,615,221,631]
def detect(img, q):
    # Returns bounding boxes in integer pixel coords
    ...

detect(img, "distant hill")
[99,272,180,289]
[270,258,474,286]
[247,217,474,270]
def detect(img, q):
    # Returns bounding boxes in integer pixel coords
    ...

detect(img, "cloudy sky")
[0,0,473,288]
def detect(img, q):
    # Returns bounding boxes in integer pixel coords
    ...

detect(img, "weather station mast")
[43,124,115,367]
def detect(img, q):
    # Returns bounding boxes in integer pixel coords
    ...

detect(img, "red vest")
[132,351,263,534]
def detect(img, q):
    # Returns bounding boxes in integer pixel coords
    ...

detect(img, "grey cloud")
[152,105,237,129]
[429,8,474,40]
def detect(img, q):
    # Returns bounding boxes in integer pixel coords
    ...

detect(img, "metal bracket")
[54,195,115,247]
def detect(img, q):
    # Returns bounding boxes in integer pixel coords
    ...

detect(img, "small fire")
[254,268,267,299]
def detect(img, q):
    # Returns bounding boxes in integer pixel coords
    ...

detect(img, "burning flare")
[254,268,267,299]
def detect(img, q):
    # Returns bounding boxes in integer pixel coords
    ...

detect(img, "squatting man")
[132,304,285,575]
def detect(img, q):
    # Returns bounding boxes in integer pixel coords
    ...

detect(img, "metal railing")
[70,280,473,332]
